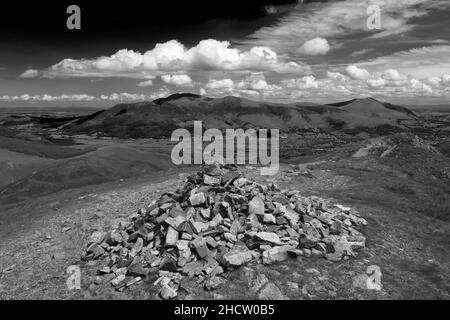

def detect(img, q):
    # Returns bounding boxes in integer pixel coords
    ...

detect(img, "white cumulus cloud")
[26,39,306,79]
[137,80,153,87]
[242,0,450,57]
[206,78,235,89]
[298,38,330,56]
[357,45,450,79]
[161,74,193,86]
[0,89,172,103]
[0,94,96,102]
[237,74,281,91]
[281,75,319,89]
[19,69,39,78]
[346,65,371,80]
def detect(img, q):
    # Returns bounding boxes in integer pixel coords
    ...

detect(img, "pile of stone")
[82,163,367,298]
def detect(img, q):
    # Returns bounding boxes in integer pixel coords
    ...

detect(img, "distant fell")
[66,95,419,138]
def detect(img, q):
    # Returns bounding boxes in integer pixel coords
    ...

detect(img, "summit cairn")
[82,163,367,298]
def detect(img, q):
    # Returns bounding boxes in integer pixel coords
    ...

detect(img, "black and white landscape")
[0,1,449,301]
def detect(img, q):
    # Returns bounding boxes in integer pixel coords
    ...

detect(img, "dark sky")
[1,0,449,106]
[1,1,296,44]
[0,0,297,80]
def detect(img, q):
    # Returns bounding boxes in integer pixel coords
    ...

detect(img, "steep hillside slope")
[338,98,418,128]
[0,145,173,204]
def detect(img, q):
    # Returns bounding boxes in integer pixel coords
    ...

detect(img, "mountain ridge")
[66,94,419,138]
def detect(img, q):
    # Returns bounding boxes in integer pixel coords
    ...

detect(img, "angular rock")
[126,276,142,288]
[255,232,281,244]
[182,261,204,277]
[160,285,178,299]
[210,265,224,278]
[169,204,184,217]
[224,232,237,243]
[130,237,144,257]
[258,282,289,300]
[210,214,223,228]
[191,239,210,259]
[89,244,105,259]
[299,233,320,249]
[221,245,253,267]
[230,219,242,234]
[248,214,261,229]
[205,236,219,248]
[111,274,126,287]
[263,214,276,224]
[250,273,269,293]
[181,232,193,240]
[233,177,248,188]
[165,227,179,246]
[248,196,265,215]
[98,266,111,274]
[222,171,241,185]
[179,222,194,235]
[176,239,190,251]
[191,221,209,234]
[190,192,206,206]
[160,255,178,271]
[204,276,226,291]
[262,245,294,265]
[127,262,147,277]
[204,175,221,186]
[286,281,299,291]
[165,215,186,230]
[105,231,123,246]
[200,208,211,219]
[90,231,106,244]
[281,206,299,227]
[204,163,223,176]
[324,237,354,261]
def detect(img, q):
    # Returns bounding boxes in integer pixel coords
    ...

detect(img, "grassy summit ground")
[0,97,448,299]
[0,136,448,299]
